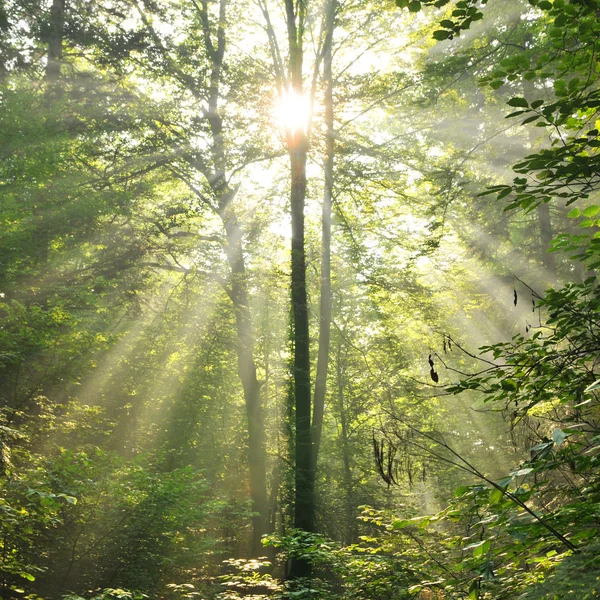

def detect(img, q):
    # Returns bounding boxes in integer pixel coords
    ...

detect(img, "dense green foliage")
[1,0,599,598]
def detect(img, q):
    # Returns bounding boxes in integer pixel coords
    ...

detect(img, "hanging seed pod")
[514,289,518,306]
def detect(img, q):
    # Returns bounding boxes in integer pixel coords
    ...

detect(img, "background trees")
[1,0,599,598]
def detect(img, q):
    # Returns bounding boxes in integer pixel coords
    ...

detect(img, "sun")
[275,88,310,135]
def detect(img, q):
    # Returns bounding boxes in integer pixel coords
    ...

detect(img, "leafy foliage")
[2,0,600,598]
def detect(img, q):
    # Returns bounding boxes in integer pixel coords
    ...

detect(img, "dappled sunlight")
[2,0,598,597]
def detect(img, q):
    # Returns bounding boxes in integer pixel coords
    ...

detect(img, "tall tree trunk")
[311,0,336,475]
[223,213,269,556]
[290,134,313,540]
[285,0,315,578]
[192,0,270,555]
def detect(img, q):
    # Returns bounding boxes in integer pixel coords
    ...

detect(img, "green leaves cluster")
[477,0,600,228]
[396,0,488,40]
[374,0,600,598]
[433,262,600,598]
[261,529,420,600]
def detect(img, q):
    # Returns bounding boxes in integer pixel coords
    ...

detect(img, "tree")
[375,0,600,597]
[283,0,317,575]
[311,0,337,476]
[90,0,276,554]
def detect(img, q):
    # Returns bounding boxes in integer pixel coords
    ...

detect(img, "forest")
[1,0,600,598]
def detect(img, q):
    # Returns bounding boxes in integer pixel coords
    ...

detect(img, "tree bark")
[536,201,556,275]
[290,133,313,538]
[35,0,66,267]
[311,0,336,475]
[285,0,315,578]
[46,0,65,81]
[335,339,357,545]
[223,212,269,556]
[522,65,556,280]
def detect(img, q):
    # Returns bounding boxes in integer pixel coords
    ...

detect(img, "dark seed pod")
[514,289,518,306]
[428,354,434,367]
[430,368,439,383]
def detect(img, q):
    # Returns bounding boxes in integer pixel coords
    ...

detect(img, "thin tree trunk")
[35,0,65,267]
[46,0,65,81]
[335,340,357,545]
[311,0,336,475]
[522,61,556,279]
[223,214,269,556]
[536,201,555,274]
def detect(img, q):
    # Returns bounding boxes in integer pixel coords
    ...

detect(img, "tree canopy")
[1,0,600,599]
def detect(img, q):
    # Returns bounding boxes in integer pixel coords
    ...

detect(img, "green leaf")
[473,539,491,558]
[392,519,411,529]
[496,476,513,489]
[582,205,600,218]
[500,378,517,391]
[432,30,452,40]
[507,97,529,108]
[481,560,495,580]
[506,110,528,118]
[554,13,567,26]
[454,484,473,497]
[568,208,581,218]
[468,579,480,600]
[554,78,566,91]
[465,539,486,552]
[585,380,600,392]
[57,493,78,505]
[408,1,422,11]
[512,467,533,477]
[552,428,567,448]
[489,487,504,505]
